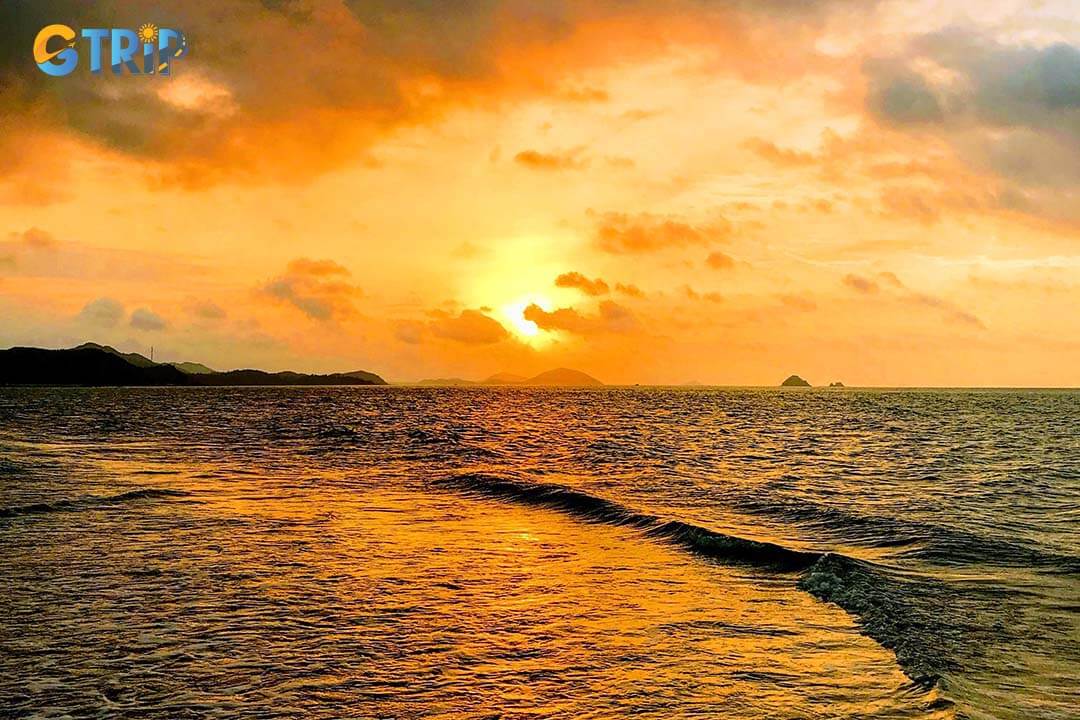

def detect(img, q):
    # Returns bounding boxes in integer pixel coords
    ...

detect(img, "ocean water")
[0,387,1076,719]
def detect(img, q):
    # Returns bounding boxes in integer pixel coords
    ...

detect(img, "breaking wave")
[436,472,986,688]
[435,472,819,571]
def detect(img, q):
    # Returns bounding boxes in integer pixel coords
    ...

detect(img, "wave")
[435,473,820,571]
[731,493,1080,575]
[0,487,190,519]
[435,472,971,689]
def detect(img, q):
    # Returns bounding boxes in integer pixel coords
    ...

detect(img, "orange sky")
[1,0,1078,385]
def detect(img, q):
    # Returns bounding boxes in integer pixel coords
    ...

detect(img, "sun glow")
[501,295,552,344]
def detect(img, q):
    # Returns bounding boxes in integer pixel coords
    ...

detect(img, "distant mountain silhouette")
[422,370,602,387]
[828,381,845,388]
[76,342,215,375]
[339,369,386,385]
[481,368,604,386]
[526,368,603,386]
[482,372,528,385]
[781,374,811,387]
[195,369,386,386]
[1,347,189,386]
[418,378,478,386]
[170,361,215,375]
[73,342,157,368]
[0,344,387,387]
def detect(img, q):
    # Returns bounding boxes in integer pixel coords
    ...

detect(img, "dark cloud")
[261,258,360,321]
[866,66,944,125]
[0,0,569,190]
[864,33,1080,225]
[428,309,509,344]
[77,297,124,326]
[0,0,860,196]
[614,282,644,298]
[555,271,609,296]
[130,307,167,331]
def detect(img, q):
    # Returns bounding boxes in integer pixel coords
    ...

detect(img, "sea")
[0,387,1077,719]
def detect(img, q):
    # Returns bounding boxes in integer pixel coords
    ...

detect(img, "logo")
[34,24,187,77]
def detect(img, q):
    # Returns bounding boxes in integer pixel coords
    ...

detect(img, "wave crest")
[0,487,190,519]
[435,473,820,571]
[436,472,973,689]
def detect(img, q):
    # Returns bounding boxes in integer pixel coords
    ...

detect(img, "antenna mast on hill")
[151,346,154,362]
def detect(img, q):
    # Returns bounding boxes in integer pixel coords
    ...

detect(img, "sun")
[500,295,552,344]
[138,23,159,44]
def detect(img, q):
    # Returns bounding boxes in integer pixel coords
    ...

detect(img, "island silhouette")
[0,343,387,386]
[0,343,608,388]
[419,368,604,387]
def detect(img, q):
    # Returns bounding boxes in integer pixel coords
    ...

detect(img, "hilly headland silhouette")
[0,343,387,387]
[0,343,606,388]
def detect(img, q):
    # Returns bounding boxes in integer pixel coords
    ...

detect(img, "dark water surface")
[0,387,1076,719]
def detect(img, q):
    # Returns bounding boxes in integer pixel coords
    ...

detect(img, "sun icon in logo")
[137,23,159,44]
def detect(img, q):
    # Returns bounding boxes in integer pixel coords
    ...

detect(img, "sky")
[1,0,1079,386]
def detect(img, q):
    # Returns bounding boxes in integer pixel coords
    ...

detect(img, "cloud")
[866,67,944,126]
[681,286,723,303]
[742,138,817,167]
[514,148,587,171]
[561,86,610,103]
[191,301,227,320]
[428,309,509,345]
[283,258,352,277]
[705,251,736,270]
[863,33,1080,225]
[13,227,56,249]
[903,291,985,329]
[130,308,168,331]
[0,0,887,196]
[0,1,566,189]
[394,320,426,345]
[77,297,124,327]
[843,270,985,329]
[779,293,817,311]
[555,271,610,296]
[524,300,636,336]
[590,211,733,254]
[842,274,880,294]
[878,271,903,288]
[879,188,942,225]
[262,258,360,321]
[615,282,644,298]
